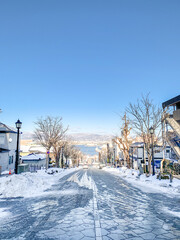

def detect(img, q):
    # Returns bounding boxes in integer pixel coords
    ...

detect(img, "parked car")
[83,164,88,169]
[99,164,106,169]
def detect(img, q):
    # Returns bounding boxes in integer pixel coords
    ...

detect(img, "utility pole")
[122,113,131,168]
[113,147,116,167]
[107,143,109,165]
[151,137,155,176]
[143,143,146,173]
[149,127,155,175]
[99,152,101,163]
[61,146,64,168]
[46,150,50,170]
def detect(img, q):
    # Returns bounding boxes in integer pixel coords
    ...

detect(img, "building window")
[9,156,13,164]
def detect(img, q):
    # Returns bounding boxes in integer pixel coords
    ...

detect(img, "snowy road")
[0,169,180,240]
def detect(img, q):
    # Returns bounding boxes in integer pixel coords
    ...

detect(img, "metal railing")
[166,136,180,159]
[166,117,180,137]
[29,164,45,172]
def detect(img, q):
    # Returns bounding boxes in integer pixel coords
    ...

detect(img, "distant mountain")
[21,132,34,140]
[68,133,112,142]
[21,131,112,142]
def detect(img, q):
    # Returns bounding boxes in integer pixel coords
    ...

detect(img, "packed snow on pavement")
[0,168,78,199]
[103,166,180,196]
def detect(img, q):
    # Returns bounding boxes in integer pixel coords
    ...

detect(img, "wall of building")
[0,128,17,172]
[130,146,171,170]
[173,109,180,122]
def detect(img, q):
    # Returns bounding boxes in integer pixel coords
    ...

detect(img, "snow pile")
[163,206,180,218]
[0,208,11,218]
[0,168,78,198]
[1,170,12,175]
[103,167,180,196]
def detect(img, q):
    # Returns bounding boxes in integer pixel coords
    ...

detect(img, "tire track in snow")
[68,170,102,240]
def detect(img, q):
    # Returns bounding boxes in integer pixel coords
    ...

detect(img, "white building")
[130,142,171,170]
[0,123,17,173]
[21,153,46,171]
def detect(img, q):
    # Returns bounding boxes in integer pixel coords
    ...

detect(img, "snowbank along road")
[0,169,180,240]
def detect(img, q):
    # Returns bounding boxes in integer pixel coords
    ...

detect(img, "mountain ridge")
[21,131,112,142]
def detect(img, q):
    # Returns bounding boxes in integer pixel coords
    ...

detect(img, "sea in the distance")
[75,145,98,156]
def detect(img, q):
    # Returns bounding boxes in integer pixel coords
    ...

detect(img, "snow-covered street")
[0,169,180,240]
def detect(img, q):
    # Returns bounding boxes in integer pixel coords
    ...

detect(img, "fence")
[29,164,45,172]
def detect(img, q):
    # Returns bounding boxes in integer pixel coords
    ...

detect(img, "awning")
[162,95,180,109]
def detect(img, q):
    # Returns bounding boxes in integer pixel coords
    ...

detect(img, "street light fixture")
[149,126,154,135]
[15,119,22,174]
[149,126,155,175]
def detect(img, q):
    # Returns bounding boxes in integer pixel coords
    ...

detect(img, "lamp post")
[149,126,155,176]
[15,119,22,174]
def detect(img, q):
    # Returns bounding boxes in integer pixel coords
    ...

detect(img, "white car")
[83,164,88,169]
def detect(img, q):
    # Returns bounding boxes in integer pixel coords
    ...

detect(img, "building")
[0,123,17,173]
[21,144,54,160]
[162,95,180,163]
[129,142,171,170]
[21,153,46,171]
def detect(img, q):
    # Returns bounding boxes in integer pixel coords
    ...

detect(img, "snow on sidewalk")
[103,166,180,196]
[0,168,78,198]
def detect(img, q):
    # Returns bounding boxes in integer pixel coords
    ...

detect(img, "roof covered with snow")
[0,122,17,133]
[28,145,53,153]
[131,142,144,147]
[22,153,46,161]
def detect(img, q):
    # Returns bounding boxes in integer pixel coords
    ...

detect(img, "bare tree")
[113,113,132,168]
[34,116,68,169]
[63,141,74,166]
[126,94,162,174]
[53,136,76,168]
[53,140,64,168]
[70,147,82,167]
[99,147,107,164]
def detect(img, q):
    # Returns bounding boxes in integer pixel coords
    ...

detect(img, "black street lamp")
[149,126,155,176]
[15,119,22,174]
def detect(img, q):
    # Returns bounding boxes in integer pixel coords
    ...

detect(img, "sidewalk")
[103,166,180,196]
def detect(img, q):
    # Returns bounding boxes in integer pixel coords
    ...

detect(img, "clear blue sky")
[0,0,180,134]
